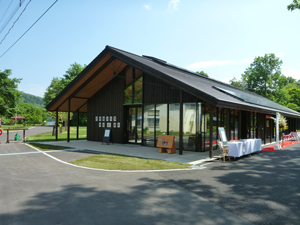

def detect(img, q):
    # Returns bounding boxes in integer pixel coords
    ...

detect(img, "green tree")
[240,54,286,101]
[62,62,86,86]
[196,71,208,77]
[43,77,65,106]
[230,77,245,89]
[287,0,300,11]
[0,69,22,117]
[18,102,48,125]
[287,88,300,112]
[44,63,87,132]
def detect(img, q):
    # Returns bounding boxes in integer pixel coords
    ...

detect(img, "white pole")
[276,112,279,144]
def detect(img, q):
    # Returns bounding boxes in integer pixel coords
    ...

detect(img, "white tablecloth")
[228,139,261,157]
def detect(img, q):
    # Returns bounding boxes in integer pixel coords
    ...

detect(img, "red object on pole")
[0,128,2,136]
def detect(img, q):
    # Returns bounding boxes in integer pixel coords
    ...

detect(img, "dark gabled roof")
[46,45,300,118]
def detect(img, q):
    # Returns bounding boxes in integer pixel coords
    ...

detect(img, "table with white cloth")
[228,139,262,158]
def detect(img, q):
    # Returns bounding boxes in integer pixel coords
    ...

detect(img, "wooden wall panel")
[87,75,124,143]
[143,74,197,104]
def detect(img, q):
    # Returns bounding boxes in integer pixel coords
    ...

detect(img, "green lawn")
[70,154,191,170]
[26,126,87,142]
[26,126,190,170]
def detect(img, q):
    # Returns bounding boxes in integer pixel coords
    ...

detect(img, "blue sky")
[0,0,299,97]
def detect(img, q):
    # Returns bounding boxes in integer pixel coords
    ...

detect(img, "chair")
[217,141,231,162]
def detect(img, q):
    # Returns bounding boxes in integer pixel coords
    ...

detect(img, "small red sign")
[0,128,2,136]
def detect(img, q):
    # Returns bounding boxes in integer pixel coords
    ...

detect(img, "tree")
[230,77,245,89]
[0,69,22,117]
[62,62,86,86]
[196,71,208,77]
[287,0,300,11]
[239,54,286,101]
[44,63,86,133]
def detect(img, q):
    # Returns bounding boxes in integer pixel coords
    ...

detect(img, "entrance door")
[127,107,142,144]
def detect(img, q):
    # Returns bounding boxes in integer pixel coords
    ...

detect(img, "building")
[46,46,300,157]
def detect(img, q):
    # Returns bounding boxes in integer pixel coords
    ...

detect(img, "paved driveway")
[1,138,300,224]
[0,143,251,225]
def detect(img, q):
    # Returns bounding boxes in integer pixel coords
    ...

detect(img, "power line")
[0,0,59,59]
[0,0,25,35]
[0,0,14,25]
[0,0,32,45]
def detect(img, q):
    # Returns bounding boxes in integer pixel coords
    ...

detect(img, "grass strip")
[26,126,87,142]
[70,154,191,170]
[28,143,74,151]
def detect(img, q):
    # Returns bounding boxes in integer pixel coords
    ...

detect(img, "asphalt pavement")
[0,127,299,225]
[0,143,252,225]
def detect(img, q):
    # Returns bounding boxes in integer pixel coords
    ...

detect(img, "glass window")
[124,68,133,104]
[169,103,180,149]
[183,103,196,151]
[155,104,167,142]
[143,104,155,146]
[134,76,143,103]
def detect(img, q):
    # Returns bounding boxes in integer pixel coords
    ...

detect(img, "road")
[0,127,299,225]
[0,126,53,143]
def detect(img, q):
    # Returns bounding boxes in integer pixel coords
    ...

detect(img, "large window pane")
[183,103,196,151]
[155,104,167,142]
[143,104,155,146]
[124,68,133,104]
[134,76,143,103]
[169,103,180,149]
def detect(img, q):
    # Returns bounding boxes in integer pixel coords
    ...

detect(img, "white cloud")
[186,60,235,69]
[220,77,233,84]
[168,0,180,11]
[18,83,47,98]
[282,69,300,79]
[144,4,151,10]
[186,53,285,70]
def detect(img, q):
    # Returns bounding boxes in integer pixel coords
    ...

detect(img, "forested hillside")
[20,93,45,108]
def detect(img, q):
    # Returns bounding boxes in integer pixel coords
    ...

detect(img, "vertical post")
[154,104,156,147]
[226,108,230,141]
[179,90,183,155]
[216,107,219,142]
[141,105,144,145]
[67,98,70,142]
[6,130,9,143]
[263,114,266,144]
[23,129,26,143]
[77,109,79,140]
[238,110,242,140]
[276,112,279,145]
[196,102,199,152]
[270,118,273,143]
[56,109,58,141]
[167,103,169,135]
[209,105,213,158]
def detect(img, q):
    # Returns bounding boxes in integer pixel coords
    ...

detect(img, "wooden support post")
[209,105,213,158]
[264,114,266,144]
[56,109,58,141]
[77,109,79,140]
[238,110,242,140]
[67,98,70,142]
[6,130,9,143]
[23,129,26,142]
[179,90,183,155]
